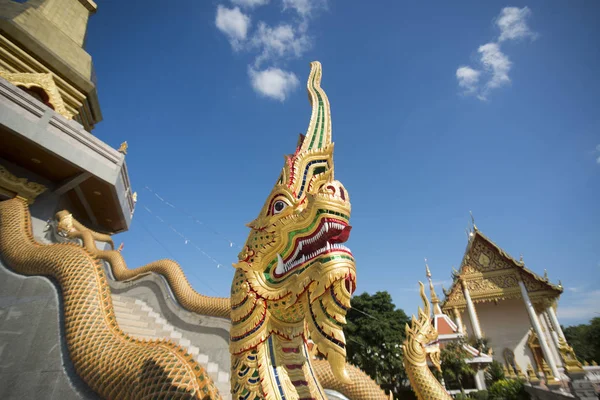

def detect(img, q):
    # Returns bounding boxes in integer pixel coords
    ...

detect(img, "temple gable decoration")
[441,228,562,311]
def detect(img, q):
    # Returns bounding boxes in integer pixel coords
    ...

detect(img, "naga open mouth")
[273,218,352,277]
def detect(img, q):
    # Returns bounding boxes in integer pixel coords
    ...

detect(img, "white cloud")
[496,7,536,42]
[249,67,300,101]
[251,22,311,67]
[478,42,512,99]
[215,6,251,50]
[558,290,600,323]
[456,66,481,94]
[455,7,536,100]
[215,0,325,101]
[231,0,269,8]
[282,0,326,17]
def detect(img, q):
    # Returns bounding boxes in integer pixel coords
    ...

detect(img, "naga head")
[47,211,75,243]
[56,212,74,237]
[403,282,442,372]
[232,62,356,383]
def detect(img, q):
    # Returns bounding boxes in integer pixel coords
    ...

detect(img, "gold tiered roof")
[441,227,562,311]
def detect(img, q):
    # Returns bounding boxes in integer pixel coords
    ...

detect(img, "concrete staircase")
[111,294,232,399]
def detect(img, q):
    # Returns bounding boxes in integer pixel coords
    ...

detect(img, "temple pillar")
[453,307,464,334]
[474,369,486,390]
[546,305,566,341]
[518,279,560,380]
[539,310,562,368]
[462,280,482,339]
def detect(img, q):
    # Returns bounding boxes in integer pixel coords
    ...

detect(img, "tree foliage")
[484,360,505,387]
[487,379,529,400]
[345,291,410,396]
[563,317,600,364]
[439,339,476,391]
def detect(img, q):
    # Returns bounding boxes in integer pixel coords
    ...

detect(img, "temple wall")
[460,298,536,373]
[0,261,98,399]
[0,184,98,399]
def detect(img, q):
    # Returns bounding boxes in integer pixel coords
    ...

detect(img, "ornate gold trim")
[118,141,128,154]
[526,363,539,383]
[0,164,46,204]
[558,337,584,374]
[0,70,73,119]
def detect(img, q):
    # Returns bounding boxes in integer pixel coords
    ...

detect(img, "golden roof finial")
[452,265,459,278]
[544,269,549,281]
[118,141,128,155]
[425,258,442,315]
[519,253,524,263]
[558,280,562,288]
[132,191,138,203]
[469,210,478,231]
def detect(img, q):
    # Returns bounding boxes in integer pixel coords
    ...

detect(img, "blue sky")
[87,1,599,326]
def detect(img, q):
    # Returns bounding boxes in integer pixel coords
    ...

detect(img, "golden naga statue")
[228,60,356,399]
[0,62,449,400]
[403,283,452,400]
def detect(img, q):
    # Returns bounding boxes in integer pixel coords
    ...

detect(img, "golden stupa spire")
[425,258,442,315]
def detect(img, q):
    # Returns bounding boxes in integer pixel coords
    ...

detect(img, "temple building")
[0,0,133,232]
[436,221,599,397]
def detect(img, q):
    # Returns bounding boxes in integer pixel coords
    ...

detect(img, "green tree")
[488,379,529,400]
[439,339,476,391]
[563,317,600,364]
[345,291,410,396]
[485,360,505,387]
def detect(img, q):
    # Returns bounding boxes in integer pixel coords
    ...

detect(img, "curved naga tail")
[402,282,452,400]
[0,198,221,399]
[311,359,390,400]
[55,210,231,318]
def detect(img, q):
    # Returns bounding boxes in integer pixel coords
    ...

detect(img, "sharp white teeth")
[326,242,331,251]
[325,223,329,233]
[276,254,284,274]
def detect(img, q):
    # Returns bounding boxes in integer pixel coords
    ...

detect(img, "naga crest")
[230,62,356,385]
[404,283,442,372]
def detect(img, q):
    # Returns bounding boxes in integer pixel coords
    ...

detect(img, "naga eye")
[273,200,288,214]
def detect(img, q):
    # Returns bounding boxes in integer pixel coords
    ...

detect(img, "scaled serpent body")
[0,198,221,399]
[56,210,231,319]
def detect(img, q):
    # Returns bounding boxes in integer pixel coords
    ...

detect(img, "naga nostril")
[326,185,336,195]
[339,188,346,201]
